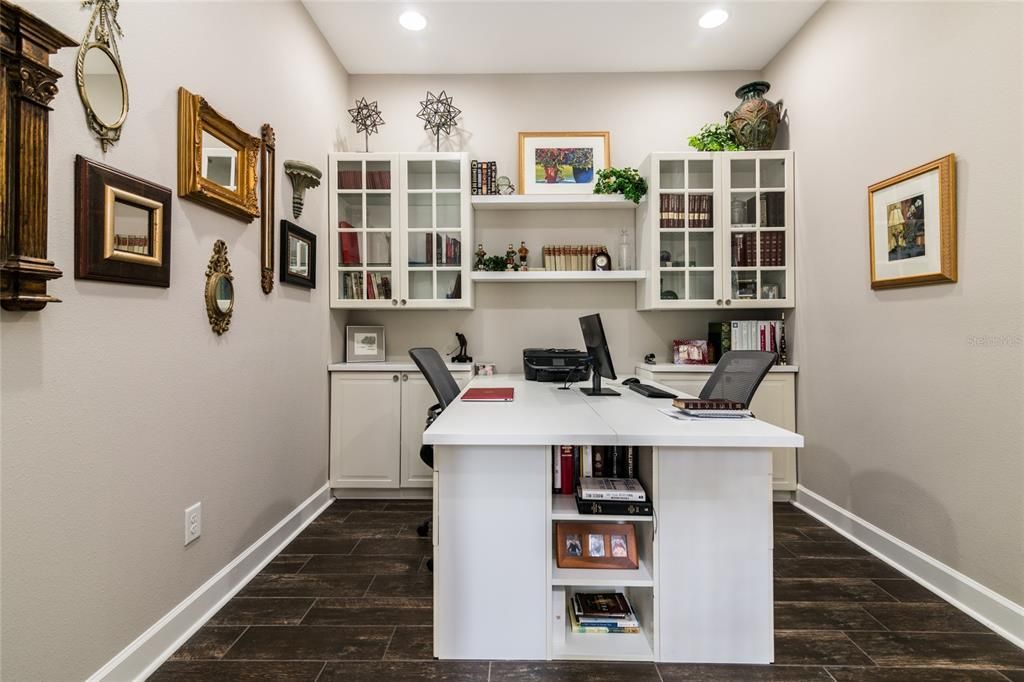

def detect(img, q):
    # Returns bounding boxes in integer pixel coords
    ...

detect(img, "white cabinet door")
[400,371,470,488]
[330,372,402,488]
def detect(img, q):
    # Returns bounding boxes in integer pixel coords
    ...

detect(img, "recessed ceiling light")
[698,8,729,29]
[399,10,427,31]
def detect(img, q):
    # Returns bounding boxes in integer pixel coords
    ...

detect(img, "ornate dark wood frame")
[177,87,260,222]
[74,155,171,287]
[279,220,316,289]
[1,1,78,310]
[260,124,276,293]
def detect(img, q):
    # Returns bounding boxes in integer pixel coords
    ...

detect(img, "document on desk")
[461,387,514,402]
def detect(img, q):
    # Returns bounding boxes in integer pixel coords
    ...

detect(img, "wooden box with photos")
[556,522,638,570]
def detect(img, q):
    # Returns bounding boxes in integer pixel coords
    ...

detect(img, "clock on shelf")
[592,250,612,271]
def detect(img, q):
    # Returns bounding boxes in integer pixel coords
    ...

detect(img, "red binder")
[460,387,514,402]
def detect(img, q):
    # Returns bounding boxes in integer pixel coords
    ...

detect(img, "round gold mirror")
[205,240,234,335]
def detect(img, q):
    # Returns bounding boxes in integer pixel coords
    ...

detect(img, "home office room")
[1,1,1021,680]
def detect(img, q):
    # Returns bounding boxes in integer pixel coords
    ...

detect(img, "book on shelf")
[339,230,361,265]
[568,592,639,634]
[553,445,638,494]
[560,445,574,496]
[727,320,782,353]
[568,606,640,634]
[578,477,646,502]
[575,495,653,517]
[672,398,747,411]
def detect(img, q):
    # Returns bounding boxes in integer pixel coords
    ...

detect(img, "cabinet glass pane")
[337,194,362,229]
[366,193,391,229]
[761,191,786,228]
[731,270,758,301]
[729,191,756,227]
[339,271,365,300]
[730,159,756,188]
[730,231,757,268]
[659,233,686,267]
[659,160,685,190]
[407,193,432,230]
[365,232,392,267]
[408,160,432,190]
[761,270,786,301]
[338,231,363,266]
[688,271,715,300]
[688,159,714,189]
[408,270,434,300]
[689,232,714,267]
[659,272,685,301]
[688,192,714,228]
[338,161,362,190]
[437,192,461,229]
[435,231,463,267]
[759,231,785,267]
[659,193,684,229]
[436,160,461,189]
[366,161,392,190]
[437,270,463,301]
[408,232,434,267]
[760,158,785,188]
[366,270,393,301]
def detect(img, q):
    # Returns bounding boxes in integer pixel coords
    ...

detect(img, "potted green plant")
[687,123,745,151]
[593,167,648,204]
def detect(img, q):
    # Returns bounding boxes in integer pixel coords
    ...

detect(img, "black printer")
[523,348,591,382]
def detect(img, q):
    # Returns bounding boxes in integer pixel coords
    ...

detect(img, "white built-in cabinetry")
[329,363,473,492]
[328,152,472,309]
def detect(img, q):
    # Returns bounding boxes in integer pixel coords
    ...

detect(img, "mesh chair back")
[409,347,461,410]
[699,350,777,407]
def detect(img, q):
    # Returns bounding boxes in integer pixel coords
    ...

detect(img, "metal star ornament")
[417,90,461,151]
[348,97,385,152]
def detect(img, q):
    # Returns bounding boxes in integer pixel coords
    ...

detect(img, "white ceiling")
[302,1,825,75]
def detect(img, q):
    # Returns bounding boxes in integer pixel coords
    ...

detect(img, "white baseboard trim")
[88,483,333,681]
[794,485,1024,650]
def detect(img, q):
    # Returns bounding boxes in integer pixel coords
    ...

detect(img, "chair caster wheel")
[426,558,433,572]
[416,521,430,537]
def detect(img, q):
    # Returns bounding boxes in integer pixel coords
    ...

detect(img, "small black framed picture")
[280,220,316,288]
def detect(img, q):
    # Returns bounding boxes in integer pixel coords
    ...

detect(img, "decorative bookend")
[416,90,461,152]
[283,160,322,219]
[348,97,385,153]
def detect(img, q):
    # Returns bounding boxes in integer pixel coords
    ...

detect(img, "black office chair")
[700,350,777,407]
[408,348,461,570]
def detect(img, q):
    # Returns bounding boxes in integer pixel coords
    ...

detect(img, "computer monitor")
[578,313,620,396]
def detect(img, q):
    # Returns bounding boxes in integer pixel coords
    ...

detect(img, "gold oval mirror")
[205,240,234,335]
[76,0,129,151]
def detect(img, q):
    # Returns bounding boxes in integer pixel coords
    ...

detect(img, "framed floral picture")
[868,154,957,289]
[518,131,610,195]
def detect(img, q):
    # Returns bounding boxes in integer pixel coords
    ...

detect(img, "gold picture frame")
[177,87,260,222]
[518,131,610,195]
[868,154,957,289]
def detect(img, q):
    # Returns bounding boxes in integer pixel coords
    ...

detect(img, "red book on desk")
[461,387,514,402]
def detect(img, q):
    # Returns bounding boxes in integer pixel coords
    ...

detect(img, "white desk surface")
[424,374,804,449]
[328,361,474,373]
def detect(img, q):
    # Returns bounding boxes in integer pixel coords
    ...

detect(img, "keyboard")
[628,383,676,399]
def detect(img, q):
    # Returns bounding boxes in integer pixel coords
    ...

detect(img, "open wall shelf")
[471,270,646,283]
[472,195,639,211]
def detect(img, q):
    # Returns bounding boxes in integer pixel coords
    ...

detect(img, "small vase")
[725,81,783,151]
[544,166,559,183]
[572,167,594,184]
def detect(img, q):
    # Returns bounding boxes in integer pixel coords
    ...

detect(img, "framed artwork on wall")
[280,220,316,289]
[74,155,172,287]
[868,154,957,289]
[518,131,610,195]
[346,325,386,363]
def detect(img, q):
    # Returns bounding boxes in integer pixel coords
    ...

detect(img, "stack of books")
[659,193,713,228]
[553,445,638,495]
[542,245,608,271]
[471,160,497,195]
[672,397,752,419]
[707,320,782,361]
[568,592,640,634]
[576,476,651,516]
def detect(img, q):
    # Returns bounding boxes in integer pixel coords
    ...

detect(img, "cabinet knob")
[725,299,732,306]
[392,374,399,382]
[402,373,409,382]
[400,299,407,306]
[716,299,723,306]
[392,299,398,306]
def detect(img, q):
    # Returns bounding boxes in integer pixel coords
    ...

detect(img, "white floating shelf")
[471,270,647,283]
[472,195,638,211]
[552,495,653,523]
[551,559,653,588]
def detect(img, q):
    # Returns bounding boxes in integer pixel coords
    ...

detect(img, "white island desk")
[423,374,804,664]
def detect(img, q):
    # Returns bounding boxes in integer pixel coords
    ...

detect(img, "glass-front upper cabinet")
[330,153,400,308]
[722,152,794,307]
[399,153,472,309]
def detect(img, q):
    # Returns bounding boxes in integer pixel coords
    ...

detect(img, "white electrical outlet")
[185,502,202,545]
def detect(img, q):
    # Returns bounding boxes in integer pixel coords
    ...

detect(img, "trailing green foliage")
[688,123,745,151]
[593,167,648,204]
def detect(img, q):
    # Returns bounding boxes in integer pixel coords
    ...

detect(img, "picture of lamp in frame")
[74,155,171,286]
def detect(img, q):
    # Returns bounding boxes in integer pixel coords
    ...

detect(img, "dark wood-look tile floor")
[151,501,1024,681]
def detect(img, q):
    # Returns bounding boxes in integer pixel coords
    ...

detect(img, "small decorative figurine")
[518,241,529,271]
[496,176,515,195]
[474,243,487,271]
[505,243,516,271]
[452,332,472,364]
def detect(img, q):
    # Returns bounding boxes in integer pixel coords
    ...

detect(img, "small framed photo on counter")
[346,325,385,363]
